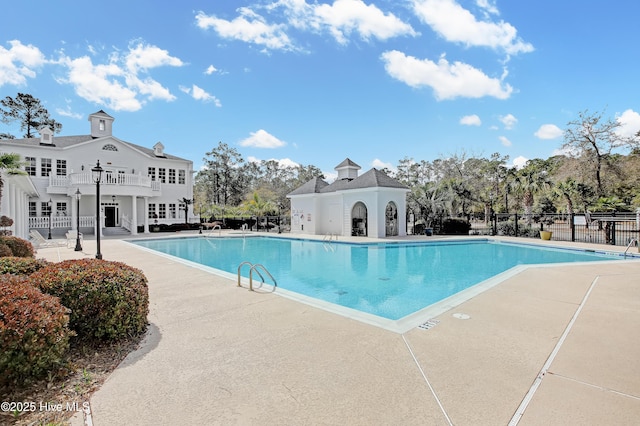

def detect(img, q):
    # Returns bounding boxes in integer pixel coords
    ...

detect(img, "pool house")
[287,158,410,238]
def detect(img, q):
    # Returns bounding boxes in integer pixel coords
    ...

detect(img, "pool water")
[131,237,623,321]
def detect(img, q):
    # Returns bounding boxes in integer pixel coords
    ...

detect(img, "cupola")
[334,158,361,180]
[89,110,114,138]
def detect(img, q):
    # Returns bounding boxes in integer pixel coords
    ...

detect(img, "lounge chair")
[65,230,83,248]
[29,230,66,248]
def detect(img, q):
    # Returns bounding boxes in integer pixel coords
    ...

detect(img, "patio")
[31,233,640,425]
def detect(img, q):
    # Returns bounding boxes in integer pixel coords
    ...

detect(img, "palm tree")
[553,178,579,215]
[0,153,25,207]
[242,192,276,230]
[512,160,550,225]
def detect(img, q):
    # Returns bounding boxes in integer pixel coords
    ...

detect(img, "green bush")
[0,257,51,275]
[31,259,149,342]
[0,243,12,257]
[441,218,472,235]
[0,275,71,387]
[0,236,34,258]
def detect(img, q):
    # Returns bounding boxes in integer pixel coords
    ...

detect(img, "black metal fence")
[483,212,640,247]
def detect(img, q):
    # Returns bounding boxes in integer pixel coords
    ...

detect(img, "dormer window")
[153,142,165,157]
[39,126,54,145]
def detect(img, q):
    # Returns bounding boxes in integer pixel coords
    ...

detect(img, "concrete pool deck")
[32,232,640,425]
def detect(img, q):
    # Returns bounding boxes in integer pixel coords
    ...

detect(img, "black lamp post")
[74,188,83,251]
[92,160,103,259]
[47,198,52,239]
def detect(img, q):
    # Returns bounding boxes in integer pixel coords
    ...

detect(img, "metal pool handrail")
[237,261,277,291]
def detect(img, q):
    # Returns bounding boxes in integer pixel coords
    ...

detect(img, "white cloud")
[0,40,46,86]
[195,8,295,52]
[380,50,513,100]
[310,0,417,44]
[511,155,528,169]
[616,109,640,138]
[239,129,287,148]
[411,0,534,55]
[205,65,218,75]
[534,124,563,140]
[499,135,511,147]
[180,84,222,106]
[460,114,481,126]
[499,113,517,129]
[55,105,83,119]
[271,0,417,45]
[476,0,499,16]
[125,42,184,72]
[371,158,395,172]
[248,155,299,168]
[62,56,141,111]
[59,42,183,112]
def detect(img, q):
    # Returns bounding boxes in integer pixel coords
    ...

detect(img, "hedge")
[0,275,71,386]
[0,236,35,258]
[31,259,149,342]
[0,257,51,276]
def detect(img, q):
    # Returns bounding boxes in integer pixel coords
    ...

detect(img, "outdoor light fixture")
[47,198,52,239]
[91,160,103,259]
[74,188,83,252]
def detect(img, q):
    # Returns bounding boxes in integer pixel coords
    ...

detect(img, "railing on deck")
[50,173,160,191]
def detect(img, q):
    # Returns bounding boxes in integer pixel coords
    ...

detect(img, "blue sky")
[2,0,640,181]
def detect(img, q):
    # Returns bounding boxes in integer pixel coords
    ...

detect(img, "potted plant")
[539,230,552,240]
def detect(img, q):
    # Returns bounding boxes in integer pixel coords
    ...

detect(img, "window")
[148,204,157,219]
[169,203,176,219]
[56,159,67,176]
[102,143,118,151]
[158,204,166,219]
[56,202,67,216]
[41,202,51,217]
[29,202,37,217]
[41,158,52,177]
[169,169,176,184]
[99,119,105,131]
[178,169,185,185]
[25,157,36,176]
[158,168,166,183]
[148,167,156,181]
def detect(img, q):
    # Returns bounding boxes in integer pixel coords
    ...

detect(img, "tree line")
[195,110,640,225]
[2,93,639,224]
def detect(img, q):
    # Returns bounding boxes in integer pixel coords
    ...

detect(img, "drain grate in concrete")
[418,319,440,330]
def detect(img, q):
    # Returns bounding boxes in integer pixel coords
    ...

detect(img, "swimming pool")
[130,236,626,327]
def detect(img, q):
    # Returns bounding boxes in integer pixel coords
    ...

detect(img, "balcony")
[48,173,161,196]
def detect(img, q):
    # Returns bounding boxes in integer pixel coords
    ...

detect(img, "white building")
[287,158,409,238]
[0,110,195,239]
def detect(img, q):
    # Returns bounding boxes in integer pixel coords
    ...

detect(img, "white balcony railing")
[29,216,94,229]
[49,173,160,190]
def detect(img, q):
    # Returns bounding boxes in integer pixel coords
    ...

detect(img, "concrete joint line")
[508,276,600,426]
[402,335,453,426]
[549,372,640,401]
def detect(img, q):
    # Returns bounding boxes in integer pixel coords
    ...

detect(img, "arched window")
[102,144,118,151]
[351,202,367,236]
[385,202,398,236]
